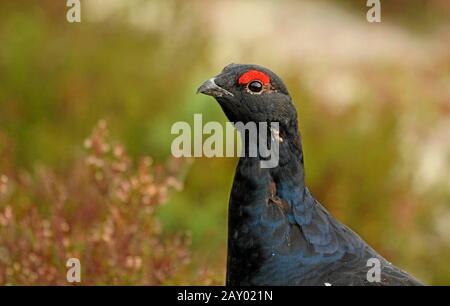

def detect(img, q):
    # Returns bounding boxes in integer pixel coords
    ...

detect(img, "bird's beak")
[197,78,234,98]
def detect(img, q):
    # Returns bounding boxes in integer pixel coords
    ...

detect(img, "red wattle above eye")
[238,70,270,85]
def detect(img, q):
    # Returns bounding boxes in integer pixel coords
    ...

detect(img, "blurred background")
[0,0,449,285]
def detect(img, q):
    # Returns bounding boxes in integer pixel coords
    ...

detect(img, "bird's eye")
[247,80,263,93]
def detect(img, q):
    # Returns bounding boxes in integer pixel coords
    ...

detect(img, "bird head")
[197,64,298,136]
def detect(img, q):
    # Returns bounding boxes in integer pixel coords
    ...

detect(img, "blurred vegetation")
[0,121,192,285]
[327,0,450,33]
[0,0,449,285]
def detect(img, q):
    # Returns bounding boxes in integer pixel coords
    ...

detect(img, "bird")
[197,63,423,286]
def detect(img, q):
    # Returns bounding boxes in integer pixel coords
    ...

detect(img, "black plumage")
[197,64,423,286]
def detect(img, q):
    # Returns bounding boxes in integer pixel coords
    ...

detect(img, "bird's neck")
[230,130,307,210]
[226,131,311,284]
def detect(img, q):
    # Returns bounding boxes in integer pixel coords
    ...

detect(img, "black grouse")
[197,64,423,286]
